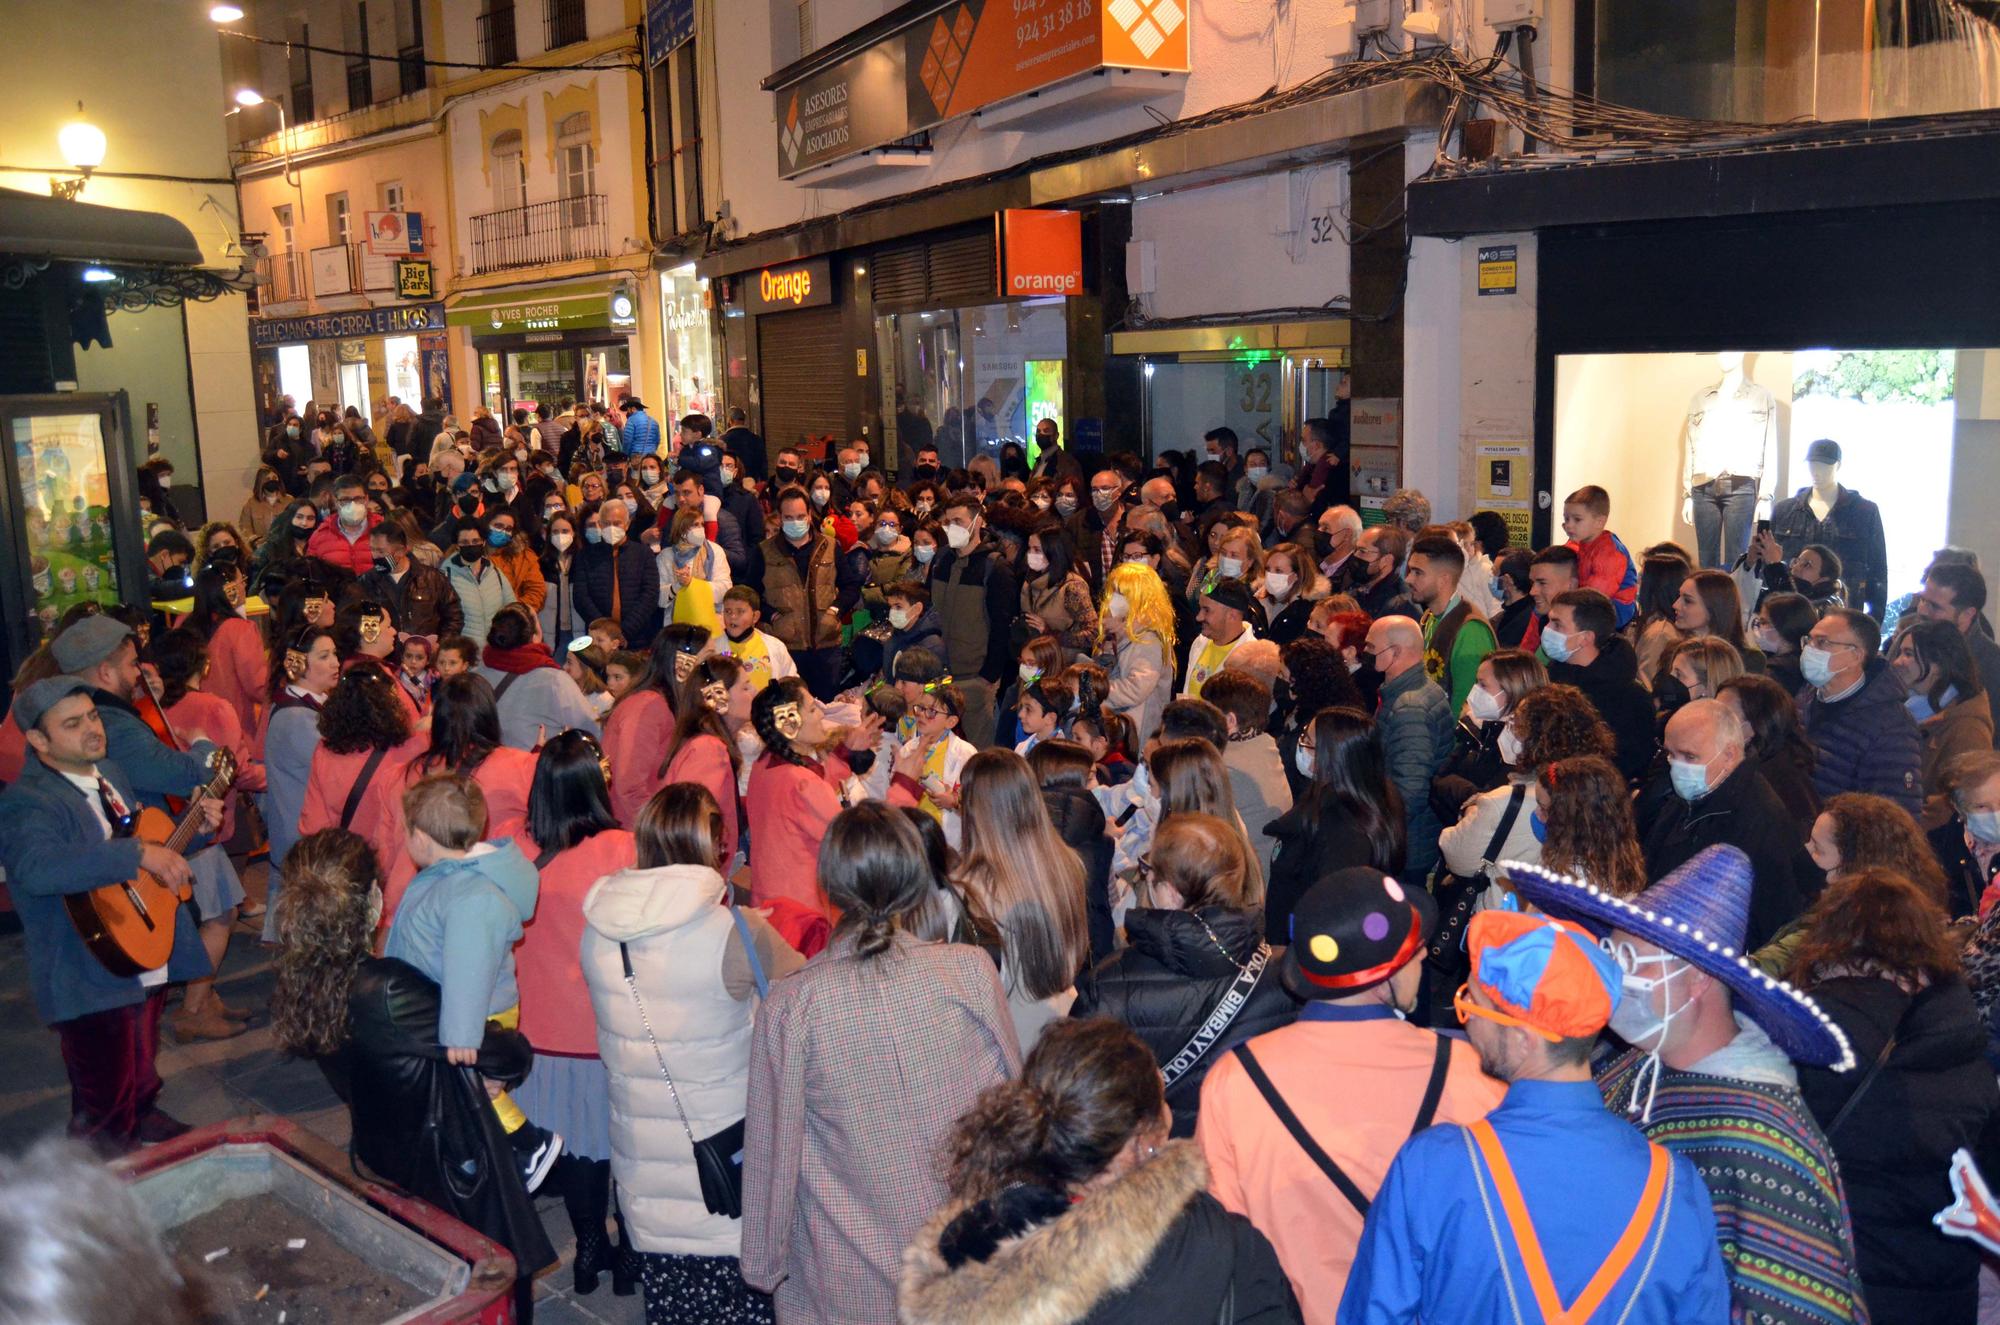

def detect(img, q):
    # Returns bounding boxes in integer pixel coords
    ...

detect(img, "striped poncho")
[1598,1048,1870,1325]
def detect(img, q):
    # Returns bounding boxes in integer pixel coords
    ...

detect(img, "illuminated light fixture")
[52,103,105,201]
[233,87,266,107]
[81,267,115,283]
[209,3,245,20]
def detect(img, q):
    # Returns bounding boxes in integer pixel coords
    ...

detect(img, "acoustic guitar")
[66,750,237,977]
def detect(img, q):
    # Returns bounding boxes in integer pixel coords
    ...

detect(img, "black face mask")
[774,467,800,487]
[458,547,483,565]
[1654,673,1692,721]
[371,555,392,574]
[1269,676,1294,727]
[1160,500,1180,522]
[914,464,938,480]
[457,494,480,514]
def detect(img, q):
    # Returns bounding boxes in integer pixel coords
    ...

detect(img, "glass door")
[0,393,144,666]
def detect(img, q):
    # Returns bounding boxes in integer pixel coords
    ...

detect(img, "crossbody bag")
[1428,784,1527,972]
[1159,943,1272,1092]
[338,746,393,831]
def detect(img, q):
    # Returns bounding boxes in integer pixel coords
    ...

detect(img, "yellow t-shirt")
[1188,635,1238,698]
[726,629,775,691]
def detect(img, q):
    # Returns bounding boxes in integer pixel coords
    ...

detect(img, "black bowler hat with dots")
[1279,866,1437,1001]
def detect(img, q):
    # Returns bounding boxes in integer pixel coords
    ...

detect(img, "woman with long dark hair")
[259,624,341,936]
[1787,868,2000,1323]
[250,498,322,599]
[516,730,640,1297]
[744,677,884,919]
[185,562,267,739]
[742,802,1017,1324]
[661,655,756,869]
[602,623,708,826]
[1719,673,1822,840]
[299,664,420,872]
[1889,618,1993,826]
[953,749,1090,1051]
[368,672,538,921]
[1264,706,1404,942]
[900,1018,1296,1324]
[581,782,803,1323]
[1670,568,1763,677]
[1273,637,1364,800]
[1019,519,1098,660]
[539,508,585,654]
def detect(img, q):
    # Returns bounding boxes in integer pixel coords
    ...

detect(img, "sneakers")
[135,1109,193,1146]
[511,1123,563,1194]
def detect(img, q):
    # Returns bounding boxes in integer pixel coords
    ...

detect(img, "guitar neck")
[160,762,233,853]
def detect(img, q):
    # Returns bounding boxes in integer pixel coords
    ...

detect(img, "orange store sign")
[775,0,1191,179]
[997,210,1084,298]
[743,257,834,315]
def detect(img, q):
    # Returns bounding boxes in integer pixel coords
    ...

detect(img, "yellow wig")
[1100,562,1178,656]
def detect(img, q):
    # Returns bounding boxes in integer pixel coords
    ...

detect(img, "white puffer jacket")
[582,863,757,1256]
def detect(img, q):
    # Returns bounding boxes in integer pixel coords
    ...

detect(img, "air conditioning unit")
[1485,0,1543,28]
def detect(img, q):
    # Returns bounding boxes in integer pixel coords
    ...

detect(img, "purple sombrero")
[1500,844,1854,1071]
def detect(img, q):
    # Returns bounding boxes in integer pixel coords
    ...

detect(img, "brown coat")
[1920,690,1994,829]
[760,531,841,652]
[1021,571,1099,659]
[488,539,547,614]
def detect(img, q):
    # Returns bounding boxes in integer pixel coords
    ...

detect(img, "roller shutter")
[757,303,848,453]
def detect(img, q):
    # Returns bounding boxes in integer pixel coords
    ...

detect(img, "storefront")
[1105,322,1350,471]
[712,209,1113,472]
[249,302,450,422]
[660,262,720,425]
[447,276,641,417]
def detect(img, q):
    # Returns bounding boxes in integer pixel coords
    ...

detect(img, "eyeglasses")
[910,702,945,720]
[1452,982,1561,1043]
[1805,634,1861,652]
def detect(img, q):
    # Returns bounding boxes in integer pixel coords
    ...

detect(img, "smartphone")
[1755,519,1773,537]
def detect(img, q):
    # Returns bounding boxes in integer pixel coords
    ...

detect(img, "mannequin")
[1753,437,1888,621]
[1681,351,1779,569]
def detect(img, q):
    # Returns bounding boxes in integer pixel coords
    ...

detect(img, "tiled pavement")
[0,861,645,1325]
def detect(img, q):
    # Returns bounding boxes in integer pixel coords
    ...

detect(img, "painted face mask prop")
[283,648,307,682]
[702,680,730,714]
[771,701,804,741]
[358,611,387,645]
[303,594,331,625]
[673,649,700,684]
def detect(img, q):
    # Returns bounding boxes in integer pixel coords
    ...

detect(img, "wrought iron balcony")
[256,250,309,304]
[545,0,587,49]
[398,44,426,95]
[470,194,608,274]
[478,4,517,66]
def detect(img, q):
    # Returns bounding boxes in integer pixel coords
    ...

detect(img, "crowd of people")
[7,397,2000,1324]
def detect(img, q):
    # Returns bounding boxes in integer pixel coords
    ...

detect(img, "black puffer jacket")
[1043,785,1116,965]
[345,957,557,1313]
[1264,794,1397,944]
[1072,908,1298,1136]
[1796,975,2000,1325]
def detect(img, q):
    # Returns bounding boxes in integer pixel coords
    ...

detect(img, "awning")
[0,187,203,266]
[447,277,638,336]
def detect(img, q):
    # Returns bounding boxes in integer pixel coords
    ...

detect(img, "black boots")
[558,1156,639,1297]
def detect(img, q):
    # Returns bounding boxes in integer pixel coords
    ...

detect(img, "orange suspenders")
[1468,1120,1670,1324]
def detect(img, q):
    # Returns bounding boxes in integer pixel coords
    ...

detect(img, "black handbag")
[618,926,764,1220]
[1426,784,1527,976]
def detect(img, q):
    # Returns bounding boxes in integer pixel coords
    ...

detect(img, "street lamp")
[52,102,105,201]
[210,3,246,20]
[228,88,300,189]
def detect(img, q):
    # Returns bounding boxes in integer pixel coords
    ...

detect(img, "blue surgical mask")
[621,496,639,517]
[1668,756,1712,802]
[1540,626,1572,663]
[1968,809,2000,844]
[1799,643,1837,688]
[1529,810,1546,843]
[1490,576,1506,601]
[584,527,603,545]
[914,544,936,565]
[842,462,862,480]
[1294,744,1315,778]
[782,517,811,541]
[487,528,512,548]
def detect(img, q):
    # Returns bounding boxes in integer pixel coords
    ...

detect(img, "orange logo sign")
[998,210,1084,298]
[759,267,814,306]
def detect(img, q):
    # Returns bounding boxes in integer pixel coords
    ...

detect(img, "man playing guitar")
[52,615,248,1044]
[0,676,222,1150]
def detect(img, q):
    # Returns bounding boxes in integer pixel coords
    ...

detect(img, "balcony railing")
[289,77,314,123]
[478,4,517,66]
[398,43,426,95]
[470,194,608,274]
[257,250,309,304]
[545,0,586,49]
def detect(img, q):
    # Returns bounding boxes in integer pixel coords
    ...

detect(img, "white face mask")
[1246,465,1268,483]
[1020,662,1042,684]
[944,524,971,551]
[1026,550,1049,573]
[1218,555,1244,580]
[1107,592,1130,621]
[551,531,573,551]
[914,544,936,565]
[1294,744,1316,777]
[1497,722,1523,766]
[1467,685,1506,723]
[1264,571,1293,599]
[600,524,627,547]
[888,606,914,630]
[1032,496,1052,511]
[681,527,705,548]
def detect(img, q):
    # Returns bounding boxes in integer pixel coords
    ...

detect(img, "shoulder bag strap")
[729,904,770,999]
[1159,944,1271,1091]
[1411,1033,1453,1135]
[1825,984,1936,1139]
[493,671,524,703]
[339,746,393,831]
[1232,1042,1373,1217]
[619,941,698,1147]
[1482,784,1528,869]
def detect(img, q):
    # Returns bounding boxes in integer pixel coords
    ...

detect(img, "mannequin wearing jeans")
[1682,352,1778,569]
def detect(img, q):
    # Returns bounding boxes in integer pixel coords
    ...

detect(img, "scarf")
[481,641,558,674]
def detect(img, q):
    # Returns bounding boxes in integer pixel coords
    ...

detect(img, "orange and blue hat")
[1461,909,1621,1041]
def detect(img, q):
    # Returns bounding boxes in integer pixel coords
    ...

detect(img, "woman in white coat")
[581,782,802,1325]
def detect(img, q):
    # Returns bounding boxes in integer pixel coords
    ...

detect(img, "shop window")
[491,129,526,211]
[1126,353,1343,468]
[875,299,1068,471]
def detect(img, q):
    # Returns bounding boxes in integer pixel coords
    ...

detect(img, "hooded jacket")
[582,863,759,1257]
[898,1140,1299,1325]
[382,839,539,1049]
[884,605,947,683]
[1546,635,1657,781]
[1795,974,2000,1325]
[1072,907,1299,1137]
[443,551,517,646]
[1800,657,1924,817]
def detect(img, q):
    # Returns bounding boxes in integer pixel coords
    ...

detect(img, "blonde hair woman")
[1258,541,1325,645]
[953,750,1089,1052]
[1667,635,1746,701]
[1096,561,1178,745]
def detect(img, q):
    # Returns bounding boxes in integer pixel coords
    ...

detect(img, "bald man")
[1637,699,1804,947]
[1367,615,1451,878]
